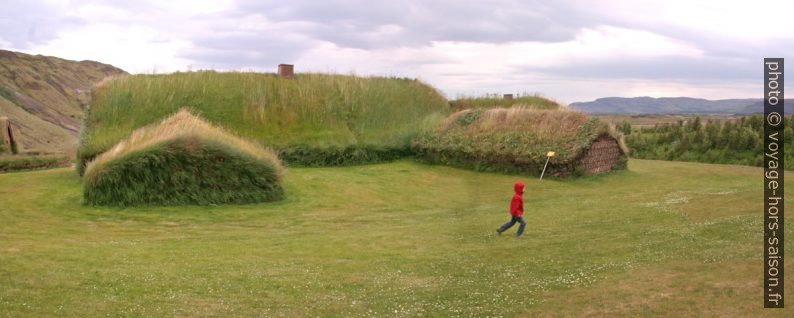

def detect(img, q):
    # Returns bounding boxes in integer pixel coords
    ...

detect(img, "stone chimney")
[278,64,294,79]
[503,94,514,100]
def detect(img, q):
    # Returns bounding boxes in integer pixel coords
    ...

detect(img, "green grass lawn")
[0,159,791,316]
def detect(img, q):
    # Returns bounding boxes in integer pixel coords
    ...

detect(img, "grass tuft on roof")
[83,109,285,206]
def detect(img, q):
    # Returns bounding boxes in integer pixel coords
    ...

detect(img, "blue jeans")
[498,216,526,236]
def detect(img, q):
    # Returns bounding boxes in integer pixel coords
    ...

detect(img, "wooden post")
[278,64,294,79]
[539,151,555,180]
[0,116,17,154]
[539,156,550,180]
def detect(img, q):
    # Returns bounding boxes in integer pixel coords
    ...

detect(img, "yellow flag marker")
[540,151,555,180]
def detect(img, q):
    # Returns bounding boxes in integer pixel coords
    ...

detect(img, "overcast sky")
[1,0,791,103]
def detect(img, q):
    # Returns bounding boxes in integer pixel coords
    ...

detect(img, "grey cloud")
[230,0,598,49]
[180,33,313,69]
[566,4,794,66]
[4,0,788,101]
[0,0,86,48]
[615,19,794,61]
[525,56,758,82]
[176,0,601,70]
[0,0,167,49]
[173,0,785,97]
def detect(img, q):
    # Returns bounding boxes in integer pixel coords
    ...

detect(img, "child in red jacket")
[496,181,526,237]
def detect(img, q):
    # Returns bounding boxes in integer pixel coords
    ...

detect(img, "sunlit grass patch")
[0,159,788,316]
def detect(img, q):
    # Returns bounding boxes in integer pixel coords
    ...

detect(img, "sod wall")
[77,72,449,174]
[83,110,285,206]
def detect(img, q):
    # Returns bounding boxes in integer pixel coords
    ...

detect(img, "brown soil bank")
[0,49,126,153]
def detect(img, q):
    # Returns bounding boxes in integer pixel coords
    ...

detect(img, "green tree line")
[624,115,794,169]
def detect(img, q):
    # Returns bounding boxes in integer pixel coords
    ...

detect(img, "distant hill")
[0,50,126,153]
[570,96,793,115]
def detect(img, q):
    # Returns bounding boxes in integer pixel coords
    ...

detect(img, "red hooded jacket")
[510,182,524,217]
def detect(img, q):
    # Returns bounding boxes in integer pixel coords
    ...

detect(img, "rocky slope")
[0,50,126,153]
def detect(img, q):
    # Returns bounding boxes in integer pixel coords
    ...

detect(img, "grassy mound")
[0,154,70,172]
[83,109,285,206]
[450,93,560,110]
[412,107,627,176]
[78,71,449,173]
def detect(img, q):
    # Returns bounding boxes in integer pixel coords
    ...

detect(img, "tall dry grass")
[83,109,285,206]
[78,71,449,171]
[413,106,626,176]
[440,106,588,139]
[84,108,283,180]
[449,93,561,110]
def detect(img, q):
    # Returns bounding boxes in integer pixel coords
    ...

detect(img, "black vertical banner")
[764,58,784,308]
